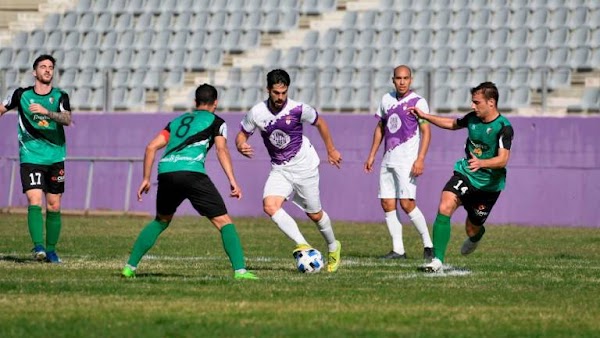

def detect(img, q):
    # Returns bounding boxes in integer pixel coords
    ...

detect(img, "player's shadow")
[0,255,38,264]
[117,272,186,278]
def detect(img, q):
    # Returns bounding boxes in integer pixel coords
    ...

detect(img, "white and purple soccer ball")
[294,248,323,273]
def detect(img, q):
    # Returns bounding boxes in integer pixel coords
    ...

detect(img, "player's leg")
[460,190,501,256]
[187,172,257,279]
[397,166,433,258]
[122,174,180,277]
[44,162,65,263]
[294,172,340,272]
[263,170,309,247]
[209,214,258,280]
[379,167,405,258]
[21,164,46,260]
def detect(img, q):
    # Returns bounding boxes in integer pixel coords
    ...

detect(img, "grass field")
[1,213,599,337]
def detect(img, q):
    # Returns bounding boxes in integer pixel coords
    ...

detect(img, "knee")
[263,203,279,217]
[398,199,415,214]
[380,199,396,213]
[155,214,173,224]
[306,210,323,222]
[46,201,61,212]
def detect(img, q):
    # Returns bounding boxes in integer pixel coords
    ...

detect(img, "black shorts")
[156,171,227,219]
[20,162,65,194]
[442,171,501,226]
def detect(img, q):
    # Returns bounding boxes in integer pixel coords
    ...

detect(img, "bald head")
[392,65,413,97]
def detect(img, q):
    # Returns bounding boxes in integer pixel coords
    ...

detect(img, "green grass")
[1,214,599,337]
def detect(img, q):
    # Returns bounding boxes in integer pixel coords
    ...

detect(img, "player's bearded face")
[34,61,54,85]
[471,92,490,117]
[268,83,288,110]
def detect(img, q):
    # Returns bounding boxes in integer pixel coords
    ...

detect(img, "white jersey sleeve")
[300,103,318,124]
[240,108,258,134]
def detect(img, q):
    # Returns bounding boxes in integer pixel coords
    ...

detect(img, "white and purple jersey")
[240,98,320,171]
[376,90,429,168]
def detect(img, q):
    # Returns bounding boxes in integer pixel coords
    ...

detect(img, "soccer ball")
[294,248,323,273]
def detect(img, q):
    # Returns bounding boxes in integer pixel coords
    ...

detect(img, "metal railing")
[2,156,143,213]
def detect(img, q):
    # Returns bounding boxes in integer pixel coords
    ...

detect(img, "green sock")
[470,226,486,242]
[46,210,62,251]
[127,219,169,267]
[432,213,451,262]
[220,224,246,271]
[27,205,44,247]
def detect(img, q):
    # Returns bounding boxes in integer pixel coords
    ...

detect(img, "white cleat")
[421,258,443,273]
[461,238,480,256]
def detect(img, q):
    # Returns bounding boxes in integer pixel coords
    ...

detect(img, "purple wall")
[1,113,599,227]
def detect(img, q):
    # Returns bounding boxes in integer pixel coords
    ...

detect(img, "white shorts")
[263,168,322,213]
[378,166,417,199]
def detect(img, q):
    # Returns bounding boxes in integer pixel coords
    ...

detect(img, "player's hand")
[467,152,481,172]
[364,156,375,173]
[237,142,254,158]
[328,149,342,168]
[29,103,49,115]
[411,158,425,177]
[230,181,242,199]
[407,106,426,119]
[137,179,151,201]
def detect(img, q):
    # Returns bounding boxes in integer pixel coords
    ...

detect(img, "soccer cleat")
[31,245,46,261]
[380,251,407,259]
[292,243,313,259]
[461,238,480,256]
[121,266,136,278]
[423,247,434,261]
[234,271,259,280]
[45,251,61,263]
[326,240,341,272]
[421,258,443,273]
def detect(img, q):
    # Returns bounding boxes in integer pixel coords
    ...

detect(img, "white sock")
[315,211,337,252]
[409,207,433,248]
[385,210,404,254]
[271,208,308,245]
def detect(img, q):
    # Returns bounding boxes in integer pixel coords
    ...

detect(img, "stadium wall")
[1,113,599,228]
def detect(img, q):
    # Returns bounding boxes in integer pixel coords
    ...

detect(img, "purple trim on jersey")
[384,97,421,152]
[261,103,305,165]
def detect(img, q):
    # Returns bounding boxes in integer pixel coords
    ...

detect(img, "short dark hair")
[33,54,56,70]
[471,82,499,106]
[195,83,218,105]
[266,69,290,88]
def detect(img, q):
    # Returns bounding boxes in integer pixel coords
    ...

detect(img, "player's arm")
[314,116,342,168]
[408,106,460,130]
[364,120,384,173]
[468,125,514,172]
[235,112,255,158]
[1,88,20,117]
[0,104,8,116]
[215,135,242,199]
[30,93,72,126]
[137,130,168,201]
[412,121,431,177]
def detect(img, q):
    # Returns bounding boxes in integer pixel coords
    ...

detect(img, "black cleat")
[380,251,407,259]
[423,247,434,261]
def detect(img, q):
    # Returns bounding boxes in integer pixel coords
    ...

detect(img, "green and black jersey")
[158,110,227,175]
[454,112,514,192]
[3,86,71,165]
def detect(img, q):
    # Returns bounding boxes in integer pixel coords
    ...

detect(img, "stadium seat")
[113,13,133,32]
[529,47,550,68]
[77,13,95,32]
[547,47,570,69]
[490,7,511,30]
[470,66,492,86]
[568,25,591,48]
[13,50,31,71]
[133,13,153,32]
[570,46,592,70]
[510,67,531,89]
[567,87,600,112]
[548,66,572,88]
[0,48,13,70]
[547,6,569,29]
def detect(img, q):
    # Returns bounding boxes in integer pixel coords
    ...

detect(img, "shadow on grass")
[117,272,187,278]
[0,255,38,264]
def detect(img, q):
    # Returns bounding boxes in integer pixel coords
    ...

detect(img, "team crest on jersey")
[473,147,482,156]
[49,97,54,104]
[486,127,492,134]
[269,129,291,149]
[285,115,292,125]
[387,114,401,133]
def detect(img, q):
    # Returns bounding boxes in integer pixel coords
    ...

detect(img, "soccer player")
[235,69,343,272]
[364,65,433,260]
[0,54,72,263]
[121,84,257,280]
[409,82,514,273]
